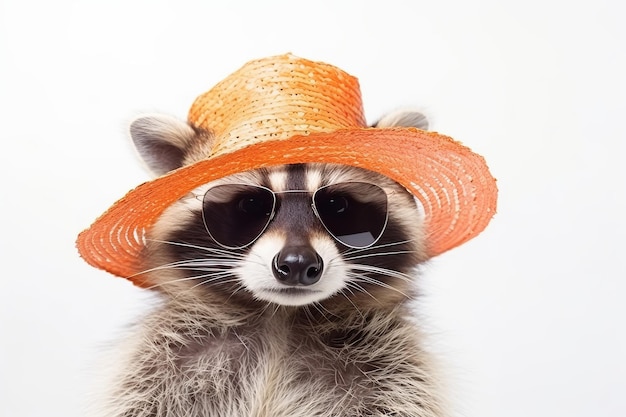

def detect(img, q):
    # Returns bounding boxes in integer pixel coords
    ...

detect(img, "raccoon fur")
[92,110,449,417]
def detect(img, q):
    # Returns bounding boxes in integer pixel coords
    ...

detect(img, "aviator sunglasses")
[200,182,389,249]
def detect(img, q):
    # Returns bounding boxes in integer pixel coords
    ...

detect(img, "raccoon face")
[131,112,428,308]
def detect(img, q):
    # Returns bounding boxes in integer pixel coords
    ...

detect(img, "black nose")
[272,246,324,286]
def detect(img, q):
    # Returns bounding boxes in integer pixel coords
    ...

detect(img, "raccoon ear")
[130,114,197,176]
[372,110,429,131]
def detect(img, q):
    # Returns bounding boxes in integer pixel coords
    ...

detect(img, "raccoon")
[93,110,448,417]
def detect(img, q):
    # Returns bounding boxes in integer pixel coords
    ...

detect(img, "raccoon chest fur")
[111,302,438,417]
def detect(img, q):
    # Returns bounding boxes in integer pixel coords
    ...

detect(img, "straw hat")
[76,53,497,284]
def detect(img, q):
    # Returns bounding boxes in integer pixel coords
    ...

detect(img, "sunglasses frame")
[199,181,390,250]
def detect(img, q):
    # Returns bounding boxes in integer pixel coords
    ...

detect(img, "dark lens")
[314,182,388,248]
[202,184,275,248]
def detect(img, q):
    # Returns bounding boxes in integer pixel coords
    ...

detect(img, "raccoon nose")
[272,246,323,286]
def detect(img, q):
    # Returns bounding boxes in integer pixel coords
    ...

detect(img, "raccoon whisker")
[341,281,376,319]
[126,259,206,279]
[194,248,267,267]
[144,271,235,290]
[267,302,281,319]
[344,280,366,294]
[334,239,417,259]
[180,268,236,282]
[231,329,250,353]
[188,281,240,297]
[242,250,270,268]
[169,277,244,306]
[302,305,317,328]
[187,279,246,305]
[358,275,408,296]
[183,258,267,270]
[168,260,240,270]
[341,284,357,297]
[344,281,381,305]
[316,301,340,319]
[347,264,413,282]
[128,252,244,278]
[132,261,239,281]
[130,249,266,282]
[341,250,417,262]
[191,275,241,291]
[261,297,282,317]
[305,304,323,324]
[173,260,242,269]
[309,302,337,324]
[258,300,273,317]
[154,275,241,303]
[224,282,249,303]
[145,238,249,259]
[143,274,216,290]
[338,289,366,319]
[361,238,417,250]
[348,274,411,299]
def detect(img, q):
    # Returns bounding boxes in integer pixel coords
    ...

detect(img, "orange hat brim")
[76,127,497,287]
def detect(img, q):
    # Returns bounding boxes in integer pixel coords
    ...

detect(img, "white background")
[1,1,624,416]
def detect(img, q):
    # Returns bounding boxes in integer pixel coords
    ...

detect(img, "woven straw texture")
[189,54,366,155]
[76,54,497,286]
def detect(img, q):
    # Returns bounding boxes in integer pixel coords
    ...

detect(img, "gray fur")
[373,109,429,131]
[97,298,446,416]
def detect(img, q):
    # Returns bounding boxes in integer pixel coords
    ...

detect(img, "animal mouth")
[262,287,322,295]
[254,285,329,307]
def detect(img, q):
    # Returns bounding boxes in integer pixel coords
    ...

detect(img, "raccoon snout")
[272,246,324,286]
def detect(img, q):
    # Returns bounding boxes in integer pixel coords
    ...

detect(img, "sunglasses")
[200,182,389,249]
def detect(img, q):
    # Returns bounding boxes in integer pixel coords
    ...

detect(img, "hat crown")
[188,54,366,157]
